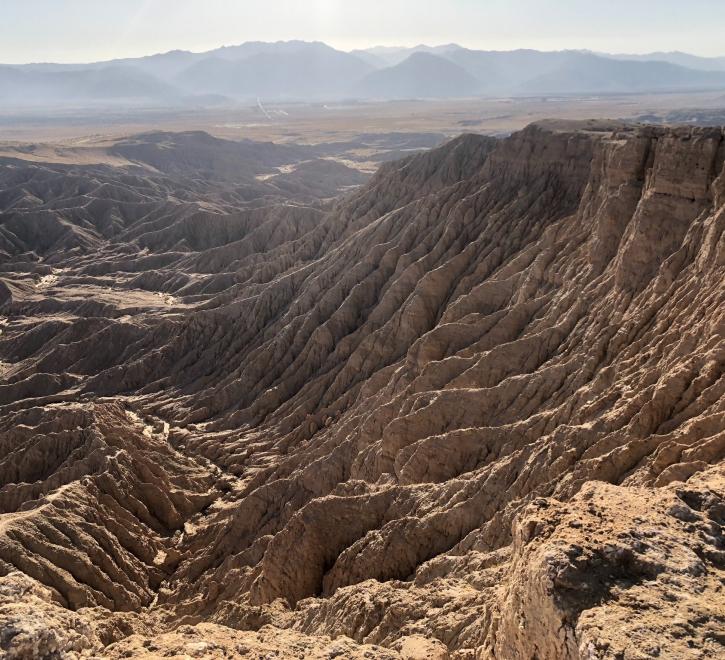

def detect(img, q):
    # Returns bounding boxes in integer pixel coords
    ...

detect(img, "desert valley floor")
[0,119,723,658]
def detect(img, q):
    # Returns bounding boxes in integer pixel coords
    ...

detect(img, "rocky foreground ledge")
[0,122,723,658]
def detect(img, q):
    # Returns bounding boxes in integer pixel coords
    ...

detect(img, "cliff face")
[0,123,723,659]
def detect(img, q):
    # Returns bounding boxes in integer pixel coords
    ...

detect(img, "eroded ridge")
[1,123,723,659]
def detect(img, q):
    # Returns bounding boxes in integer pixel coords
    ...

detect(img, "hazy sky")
[2,0,725,63]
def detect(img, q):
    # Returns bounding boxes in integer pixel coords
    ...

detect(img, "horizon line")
[4,40,725,67]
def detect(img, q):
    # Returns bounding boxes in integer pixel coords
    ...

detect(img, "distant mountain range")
[600,50,725,72]
[2,41,725,107]
[354,52,481,99]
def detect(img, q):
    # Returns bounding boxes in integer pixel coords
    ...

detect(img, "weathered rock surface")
[0,123,723,658]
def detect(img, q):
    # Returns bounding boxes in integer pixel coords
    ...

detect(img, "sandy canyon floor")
[0,119,723,659]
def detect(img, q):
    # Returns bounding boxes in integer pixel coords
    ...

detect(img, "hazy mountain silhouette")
[3,40,725,106]
[176,42,372,98]
[522,53,725,93]
[348,50,389,68]
[354,44,463,66]
[355,52,481,98]
[439,48,725,94]
[100,50,200,80]
[0,65,180,106]
[602,50,725,71]
[209,40,334,61]
[444,49,583,93]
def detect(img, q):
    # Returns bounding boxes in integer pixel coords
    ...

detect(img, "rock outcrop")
[0,122,723,658]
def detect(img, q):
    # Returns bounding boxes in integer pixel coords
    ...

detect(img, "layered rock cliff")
[0,122,723,659]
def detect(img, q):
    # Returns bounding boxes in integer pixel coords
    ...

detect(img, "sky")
[2,0,725,64]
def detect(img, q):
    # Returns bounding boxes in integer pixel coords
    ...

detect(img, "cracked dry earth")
[0,121,724,659]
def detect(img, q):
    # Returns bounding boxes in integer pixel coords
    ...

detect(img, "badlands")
[0,121,723,658]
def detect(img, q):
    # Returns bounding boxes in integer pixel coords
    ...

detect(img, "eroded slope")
[0,123,723,659]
